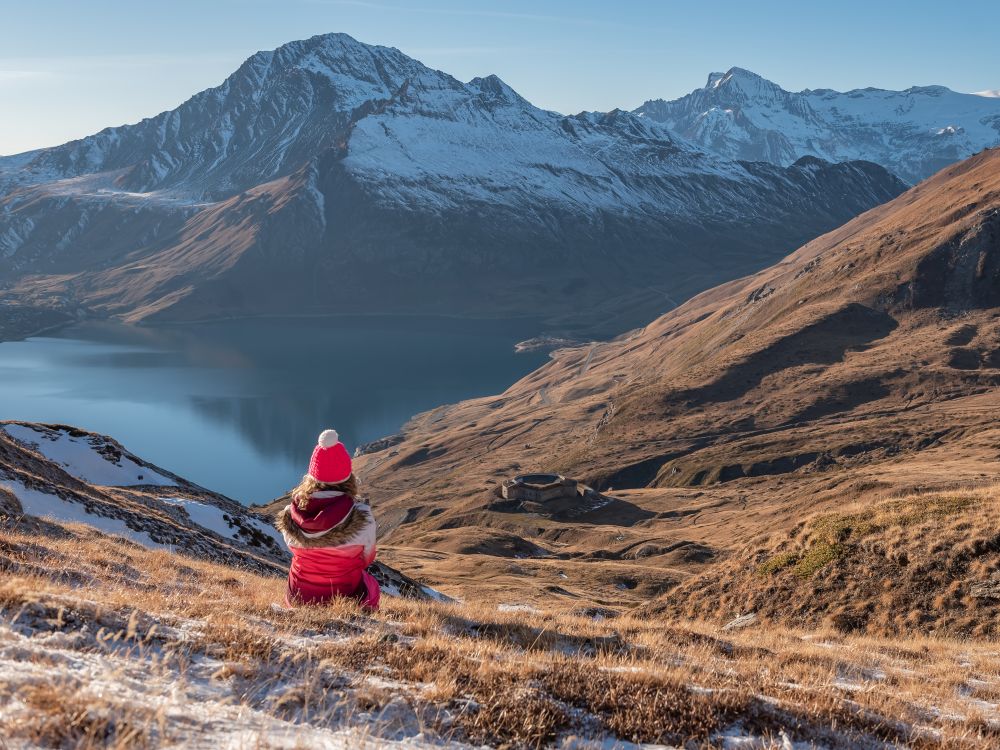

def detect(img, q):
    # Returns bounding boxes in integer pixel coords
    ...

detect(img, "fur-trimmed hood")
[276,502,375,550]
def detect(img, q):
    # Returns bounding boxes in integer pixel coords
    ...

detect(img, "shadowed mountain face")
[636,67,1000,184]
[0,34,906,337]
[354,149,1000,606]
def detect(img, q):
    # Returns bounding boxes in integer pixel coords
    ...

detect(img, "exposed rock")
[722,613,758,632]
[969,573,1000,600]
[354,434,404,457]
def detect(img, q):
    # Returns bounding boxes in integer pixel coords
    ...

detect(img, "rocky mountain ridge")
[0,420,442,601]
[636,67,1000,184]
[0,34,906,338]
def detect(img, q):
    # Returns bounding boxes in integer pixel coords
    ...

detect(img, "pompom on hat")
[307,429,353,484]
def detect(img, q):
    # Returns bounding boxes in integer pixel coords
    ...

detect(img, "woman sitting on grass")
[276,429,380,610]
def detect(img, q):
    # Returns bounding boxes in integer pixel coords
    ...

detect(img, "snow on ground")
[0,621,474,750]
[1,478,160,548]
[3,423,176,487]
[421,585,452,603]
[161,496,284,547]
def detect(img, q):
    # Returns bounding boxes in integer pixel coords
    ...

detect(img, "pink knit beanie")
[307,429,352,484]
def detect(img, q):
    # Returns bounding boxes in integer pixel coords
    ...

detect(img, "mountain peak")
[705,71,727,89]
[697,68,786,104]
[714,67,781,94]
[263,31,415,79]
[637,67,1000,183]
[274,31,381,58]
[468,73,526,106]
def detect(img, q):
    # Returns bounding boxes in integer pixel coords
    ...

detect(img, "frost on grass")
[2,523,1000,749]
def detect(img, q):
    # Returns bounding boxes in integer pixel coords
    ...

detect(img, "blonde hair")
[290,473,360,510]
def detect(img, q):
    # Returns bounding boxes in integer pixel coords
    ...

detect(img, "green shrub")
[757,551,799,576]
[792,542,842,578]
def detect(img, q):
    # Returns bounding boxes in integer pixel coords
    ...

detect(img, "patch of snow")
[420,585,451,603]
[714,724,802,748]
[2,478,161,548]
[160,496,284,547]
[497,603,540,614]
[380,580,404,598]
[3,423,176,487]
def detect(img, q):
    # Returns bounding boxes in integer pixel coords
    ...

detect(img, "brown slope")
[3,154,906,339]
[355,148,1000,609]
[5,164,324,323]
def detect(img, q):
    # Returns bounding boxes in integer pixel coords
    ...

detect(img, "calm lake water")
[0,317,548,503]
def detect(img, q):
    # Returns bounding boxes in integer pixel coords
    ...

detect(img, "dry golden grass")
[2,519,1000,748]
[657,484,1000,638]
[9,682,160,749]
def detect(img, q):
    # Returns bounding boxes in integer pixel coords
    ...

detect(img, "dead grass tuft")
[12,682,159,749]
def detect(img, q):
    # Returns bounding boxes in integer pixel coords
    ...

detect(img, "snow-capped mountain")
[0,35,906,336]
[636,68,1000,184]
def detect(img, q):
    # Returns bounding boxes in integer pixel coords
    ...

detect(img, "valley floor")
[2,519,999,749]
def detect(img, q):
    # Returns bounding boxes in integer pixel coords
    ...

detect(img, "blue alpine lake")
[0,317,549,504]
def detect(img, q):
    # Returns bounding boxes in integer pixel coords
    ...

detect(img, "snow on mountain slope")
[637,67,1000,184]
[0,422,281,564]
[2,423,176,487]
[0,34,437,198]
[0,35,906,336]
[2,478,162,548]
[0,421,446,601]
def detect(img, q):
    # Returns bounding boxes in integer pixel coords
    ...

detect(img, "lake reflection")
[0,317,548,503]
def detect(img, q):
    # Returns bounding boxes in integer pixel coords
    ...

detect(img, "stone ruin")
[493,473,615,520]
[501,473,578,503]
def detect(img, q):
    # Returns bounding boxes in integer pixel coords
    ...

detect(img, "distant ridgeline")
[636,67,1000,184]
[0,34,907,339]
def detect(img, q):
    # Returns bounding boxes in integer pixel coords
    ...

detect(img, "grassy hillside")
[354,149,1000,613]
[650,485,1000,638]
[2,515,1000,748]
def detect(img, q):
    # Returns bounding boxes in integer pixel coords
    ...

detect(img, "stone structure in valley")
[501,473,578,503]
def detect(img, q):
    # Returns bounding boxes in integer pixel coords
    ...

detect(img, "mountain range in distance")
[636,67,1000,185]
[0,34,914,339]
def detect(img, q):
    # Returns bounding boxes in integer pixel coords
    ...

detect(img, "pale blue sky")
[2,0,999,155]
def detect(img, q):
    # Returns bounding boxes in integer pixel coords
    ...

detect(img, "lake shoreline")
[0,306,77,345]
[2,308,568,353]
[0,315,551,503]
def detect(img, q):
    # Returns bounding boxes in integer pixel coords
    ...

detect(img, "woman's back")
[277,430,380,609]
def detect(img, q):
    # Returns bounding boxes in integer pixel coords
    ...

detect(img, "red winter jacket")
[276,490,380,609]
